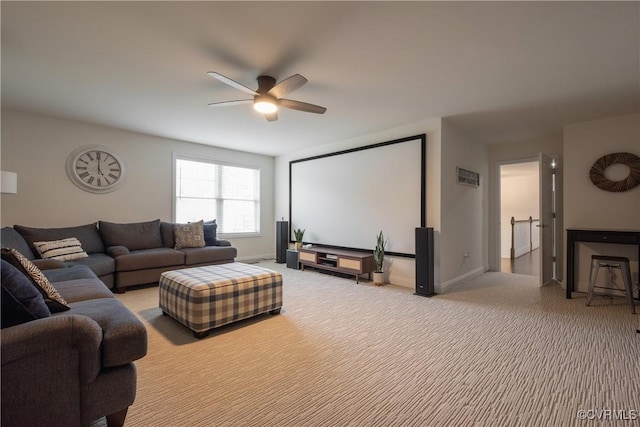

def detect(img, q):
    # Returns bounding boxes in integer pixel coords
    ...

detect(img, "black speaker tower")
[276,221,288,263]
[415,227,435,297]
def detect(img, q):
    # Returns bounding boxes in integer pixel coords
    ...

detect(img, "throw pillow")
[33,237,89,261]
[1,259,51,328]
[204,220,217,246]
[1,248,70,313]
[174,220,205,249]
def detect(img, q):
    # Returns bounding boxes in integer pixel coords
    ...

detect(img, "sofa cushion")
[115,247,185,272]
[1,259,51,328]
[160,222,175,248]
[43,264,98,283]
[204,220,218,246]
[174,220,205,249]
[33,238,89,261]
[59,298,147,367]
[181,246,238,265]
[31,258,67,270]
[52,277,115,303]
[99,219,162,251]
[1,226,36,259]
[64,253,115,278]
[1,248,70,313]
[14,223,104,255]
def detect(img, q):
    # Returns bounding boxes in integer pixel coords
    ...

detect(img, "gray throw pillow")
[204,220,217,246]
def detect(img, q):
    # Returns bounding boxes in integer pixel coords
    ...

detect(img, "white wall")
[0,109,276,260]
[488,134,563,272]
[563,112,640,292]
[439,119,489,290]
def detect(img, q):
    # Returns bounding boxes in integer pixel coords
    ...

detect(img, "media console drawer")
[338,258,361,270]
[298,251,317,263]
[298,247,375,284]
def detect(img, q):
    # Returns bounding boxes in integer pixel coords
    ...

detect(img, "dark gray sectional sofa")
[1,219,237,293]
[1,252,148,426]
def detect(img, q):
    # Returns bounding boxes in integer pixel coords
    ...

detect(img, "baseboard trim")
[439,266,487,294]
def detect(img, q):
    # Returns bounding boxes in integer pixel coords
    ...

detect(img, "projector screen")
[289,134,425,257]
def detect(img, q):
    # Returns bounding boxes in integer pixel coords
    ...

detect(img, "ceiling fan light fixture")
[253,95,278,114]
[208,72,326,121]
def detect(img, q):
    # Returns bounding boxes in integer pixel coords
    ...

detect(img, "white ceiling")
[2,1,638,156]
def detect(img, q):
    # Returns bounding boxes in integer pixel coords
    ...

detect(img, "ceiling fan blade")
[265,111,278,122]
[208,99,253,107]
[268,74,307,98]
[279,99,327,114]
[207,72,257,96]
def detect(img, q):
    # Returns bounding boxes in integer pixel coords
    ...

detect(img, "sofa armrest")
[106,245,130,257]
[1,315,103,386]
[31,258,67,270]
[215,239,232,247]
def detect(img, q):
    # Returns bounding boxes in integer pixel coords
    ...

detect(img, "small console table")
[298,246,375,284]
[566,228,640,299]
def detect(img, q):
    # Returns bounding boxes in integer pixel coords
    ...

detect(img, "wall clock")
[66,145,126,193]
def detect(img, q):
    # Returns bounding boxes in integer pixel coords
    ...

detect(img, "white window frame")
[173,153,261,238]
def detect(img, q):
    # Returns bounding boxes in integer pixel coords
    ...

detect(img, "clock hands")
[96,153,105,176]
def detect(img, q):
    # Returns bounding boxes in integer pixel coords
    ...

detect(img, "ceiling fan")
[207,72,327,121]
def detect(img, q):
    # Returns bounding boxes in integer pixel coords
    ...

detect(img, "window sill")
[218,232,261,239]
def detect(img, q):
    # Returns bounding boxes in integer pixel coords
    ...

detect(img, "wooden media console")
[297,246,375,283]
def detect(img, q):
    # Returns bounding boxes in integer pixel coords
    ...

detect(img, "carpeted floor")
[110,261,640,427]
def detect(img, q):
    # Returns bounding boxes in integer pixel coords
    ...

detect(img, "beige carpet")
[111,261,640,427]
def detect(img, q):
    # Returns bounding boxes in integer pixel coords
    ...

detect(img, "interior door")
[539,153,555,285]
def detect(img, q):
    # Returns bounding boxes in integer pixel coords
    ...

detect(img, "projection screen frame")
[288,133,426,259]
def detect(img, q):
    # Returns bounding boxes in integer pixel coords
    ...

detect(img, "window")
[175,156,260,236]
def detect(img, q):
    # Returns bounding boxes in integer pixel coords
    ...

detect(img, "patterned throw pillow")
[0,248,70,312]
[33,237,89,261]
[174,220,205,249]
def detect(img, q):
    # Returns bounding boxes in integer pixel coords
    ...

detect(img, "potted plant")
[293,228,305,250]
[373,230,385,285]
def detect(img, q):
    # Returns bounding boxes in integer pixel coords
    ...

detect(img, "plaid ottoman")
[159,263,283,338]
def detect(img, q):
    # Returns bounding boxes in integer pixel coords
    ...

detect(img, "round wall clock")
[66,145,126,193]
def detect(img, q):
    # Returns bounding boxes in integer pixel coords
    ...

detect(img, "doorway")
[499,160,540,277]
[498,154,558,285]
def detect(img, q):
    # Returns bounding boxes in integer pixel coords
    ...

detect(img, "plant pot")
[372,271,384,286]
[295,241,303,250]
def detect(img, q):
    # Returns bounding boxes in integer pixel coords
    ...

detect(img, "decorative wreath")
[589,152,640,192]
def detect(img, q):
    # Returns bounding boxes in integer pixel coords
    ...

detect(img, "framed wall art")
[457,167,480,187]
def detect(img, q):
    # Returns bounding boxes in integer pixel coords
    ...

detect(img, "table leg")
[566,233,575,299]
